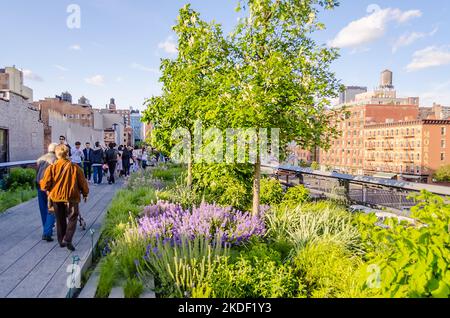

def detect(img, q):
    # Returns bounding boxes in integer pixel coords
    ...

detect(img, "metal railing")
[262,164,450,215]
[0,160,37,181]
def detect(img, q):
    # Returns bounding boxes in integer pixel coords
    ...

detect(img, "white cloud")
[329,7,422,49]
[54,64,69,72]
[158,36,178,54]
[115,77,123,82]
[392,27,438,53]
[22,69,44,82]
[69,44,82,51]
[85,75,105,86]
[406,46,450,72]
[131,63,160,74]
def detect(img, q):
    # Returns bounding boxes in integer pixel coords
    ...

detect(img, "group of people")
[35,135,168,252]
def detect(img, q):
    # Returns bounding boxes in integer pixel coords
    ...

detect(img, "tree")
[434,165,450,182]
[223,0,343,214]
[142,5,228,188]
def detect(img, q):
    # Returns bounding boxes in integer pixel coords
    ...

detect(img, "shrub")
[282,185,310,207]
[192,163,253,211]
[294,240,364,298]
[205,243,305,298]
[137,236,228,298]
[5,168,36,190]
[102,187,156,241]
[0,187,37,213]
[96,256,118,298]
[265,201,361,255]
[433,164,450,182]
[260,178,284,206]
[357,191,450,298]
[124,278,144,298]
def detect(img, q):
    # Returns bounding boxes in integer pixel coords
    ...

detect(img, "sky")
[1,0,450,111]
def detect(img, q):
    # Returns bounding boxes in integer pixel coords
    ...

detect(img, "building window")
[442,140,446,148]
[442,127,446,136]
[441,153,445,161]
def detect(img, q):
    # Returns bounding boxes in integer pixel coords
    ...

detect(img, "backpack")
[106,149,118,162]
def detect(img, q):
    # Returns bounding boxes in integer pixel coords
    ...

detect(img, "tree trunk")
[187,157,193,189]
[252,156,261,215]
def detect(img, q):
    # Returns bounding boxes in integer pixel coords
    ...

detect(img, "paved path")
[0,182,122,298]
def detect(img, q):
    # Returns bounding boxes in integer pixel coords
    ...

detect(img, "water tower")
[380,69,394,89]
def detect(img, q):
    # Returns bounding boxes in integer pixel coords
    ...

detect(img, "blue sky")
[1,0,450,110]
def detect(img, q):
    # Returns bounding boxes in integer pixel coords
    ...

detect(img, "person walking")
[40,144,89,252]
[141,147,148,170]
[71,142,84,168]
[105,143,119,184]
[83,142,94,182]
[36,143,58,242]
[59,135,72,157]
[122,146,131,177]
[92,142,105,185]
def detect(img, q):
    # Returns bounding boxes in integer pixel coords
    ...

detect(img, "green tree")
[224,0,343,214]
[433,165,450,182]
[142,5,228,188]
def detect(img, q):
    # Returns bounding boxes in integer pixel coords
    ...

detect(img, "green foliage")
[204,243,305,298]
[310,162,320,170]
[102,187,156,241]
[265,201,361,255]
[282,185,310,207]
[260,178,283,206]
[124,278,145,298]
[294,240,364,298]
[137,236,228,298]
[433,164,450,182]
[0,187,37,213]
[96,256,118,298]
[357,191,450,298]
[5,168,36,190]
[192,163,253,211]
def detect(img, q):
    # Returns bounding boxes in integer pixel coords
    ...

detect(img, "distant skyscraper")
[130,109,143,143]
[339,86,368,104]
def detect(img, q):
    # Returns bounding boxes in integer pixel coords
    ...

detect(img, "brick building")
[0,92,44,162]
[293,69,450,183]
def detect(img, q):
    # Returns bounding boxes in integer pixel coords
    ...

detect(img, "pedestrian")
[105,143,119,184]
[40,144,89,252]
[117,152,123,178]
[36,143,58,242]
[71,141,84,168]
[122,146,132,177]
[141,147,148,170]
[59,135,72,157]
[92,141,105,185]
[83,142,94,182]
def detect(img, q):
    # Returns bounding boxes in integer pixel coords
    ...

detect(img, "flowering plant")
[138,201,266,246]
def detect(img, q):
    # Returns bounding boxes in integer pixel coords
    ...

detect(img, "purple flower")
[137,201,266,247]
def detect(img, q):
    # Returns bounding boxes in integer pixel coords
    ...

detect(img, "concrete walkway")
[0,182,122,298]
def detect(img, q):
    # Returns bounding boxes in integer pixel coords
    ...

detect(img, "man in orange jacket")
[40,144,89,251]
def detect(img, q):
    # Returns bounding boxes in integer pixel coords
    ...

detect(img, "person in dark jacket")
[105,143,118,184]
[59,135,72,157]
[36,143,58,242]
[83,142,94,182]
[92,142,105,185]
[122,146,132,177]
